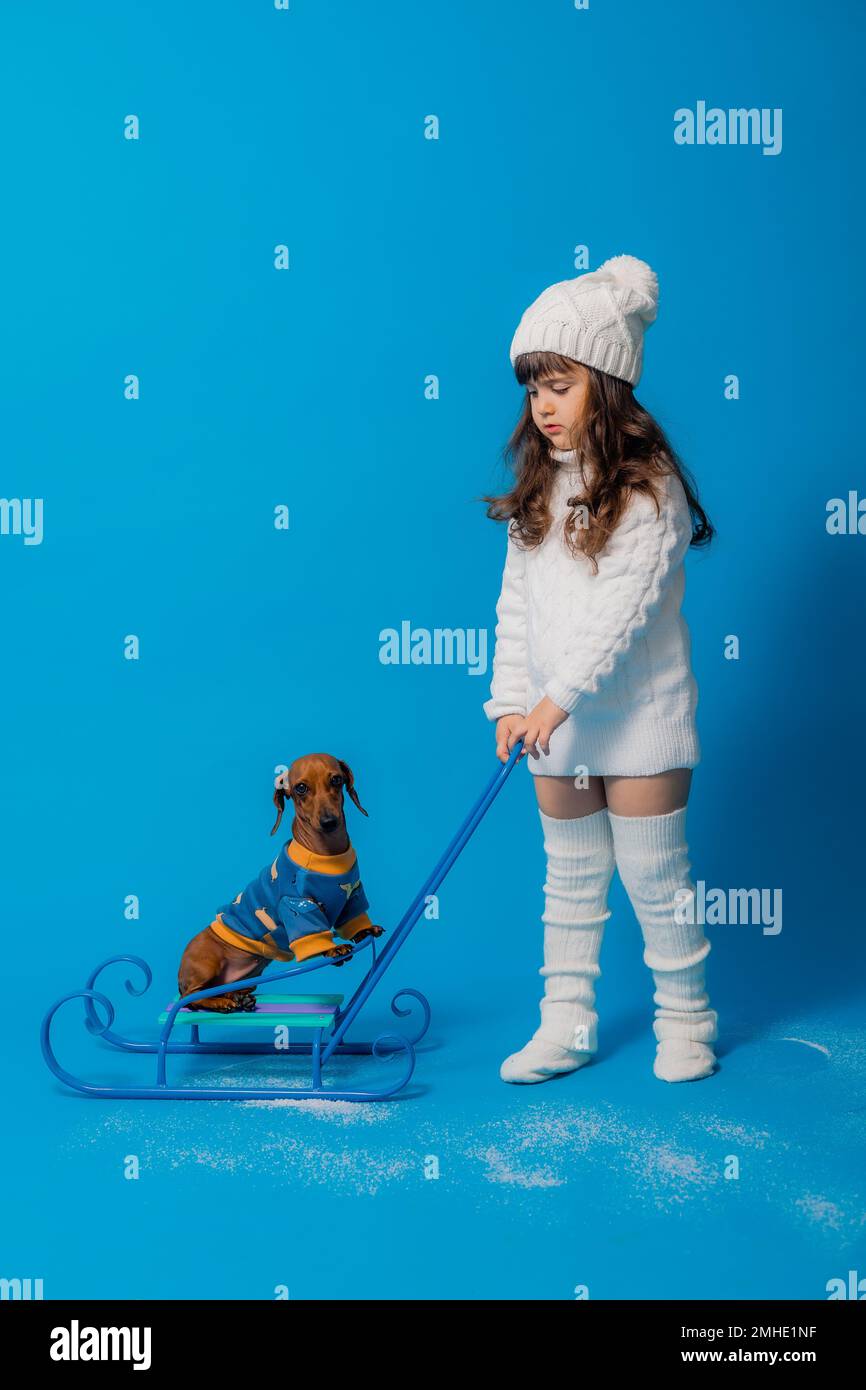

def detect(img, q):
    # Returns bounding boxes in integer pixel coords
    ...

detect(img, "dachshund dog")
[177,754,384,1013]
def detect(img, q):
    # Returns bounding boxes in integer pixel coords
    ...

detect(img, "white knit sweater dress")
[482,446,701,777]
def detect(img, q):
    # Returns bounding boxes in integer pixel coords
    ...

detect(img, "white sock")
[607,805,718,1083]
[501,807,615,1084]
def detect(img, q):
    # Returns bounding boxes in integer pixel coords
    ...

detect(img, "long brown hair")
[481,350,714,573]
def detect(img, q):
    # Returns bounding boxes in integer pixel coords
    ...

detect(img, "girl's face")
[526,363,590,450]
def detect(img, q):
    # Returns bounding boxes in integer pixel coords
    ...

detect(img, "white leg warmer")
[500,807,615,1084]
[607,805,719,1083]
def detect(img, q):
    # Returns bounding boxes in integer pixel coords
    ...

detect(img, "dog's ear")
[338,759,368,817]
[270,770,291,836]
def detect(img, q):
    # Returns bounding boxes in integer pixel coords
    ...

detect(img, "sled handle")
[324,736,525,1060]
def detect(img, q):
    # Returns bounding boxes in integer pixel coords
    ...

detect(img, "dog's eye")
[330,775,343,787]
[294,782,308,796]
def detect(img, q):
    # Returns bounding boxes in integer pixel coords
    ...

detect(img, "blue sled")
[42,740,524,1102]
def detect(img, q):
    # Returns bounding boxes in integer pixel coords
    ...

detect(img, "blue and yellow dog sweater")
[209,839,373,963]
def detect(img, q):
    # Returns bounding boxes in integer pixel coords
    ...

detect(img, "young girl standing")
[482,254,719,1085]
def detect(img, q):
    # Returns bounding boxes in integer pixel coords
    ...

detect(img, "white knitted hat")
[509,254,659,386]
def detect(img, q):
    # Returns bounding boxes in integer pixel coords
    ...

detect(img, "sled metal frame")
[42,740,524,1102]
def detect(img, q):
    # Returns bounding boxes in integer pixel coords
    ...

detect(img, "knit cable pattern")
[483,468,693,721]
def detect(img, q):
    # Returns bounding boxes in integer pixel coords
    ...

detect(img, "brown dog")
[177,754,383,1012]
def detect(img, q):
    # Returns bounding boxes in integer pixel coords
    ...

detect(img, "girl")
[482,254,719,1085]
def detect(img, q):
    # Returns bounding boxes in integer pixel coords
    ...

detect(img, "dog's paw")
[351,924,385,943]
[324,944,353,967]
[187,996,241,1014]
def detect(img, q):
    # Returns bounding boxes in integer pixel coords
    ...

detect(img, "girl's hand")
[495,698,569,763]
[495,714,529,764]
[520,696,570,759]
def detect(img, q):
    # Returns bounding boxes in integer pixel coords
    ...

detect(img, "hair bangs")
[513,350,583,387]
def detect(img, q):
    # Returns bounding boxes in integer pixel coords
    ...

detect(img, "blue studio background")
[2,1,864,1301]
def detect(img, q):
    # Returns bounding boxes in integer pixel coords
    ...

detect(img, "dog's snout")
[319,814,340,830]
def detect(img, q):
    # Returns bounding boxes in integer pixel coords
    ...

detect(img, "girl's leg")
[604,770,719,1082]
[603,769,692,817]
[532,774,608,821]
[501,775,615,1084]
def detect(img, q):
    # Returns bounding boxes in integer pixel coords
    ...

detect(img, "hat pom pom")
[600,254,658,320]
